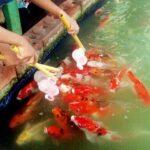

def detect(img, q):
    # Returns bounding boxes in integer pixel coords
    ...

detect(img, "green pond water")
[1,0,150,149]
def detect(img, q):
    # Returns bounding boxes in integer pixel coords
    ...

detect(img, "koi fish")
[99,13,111,28]
[69,101,99,115]
[52,107,74,129]
[86,50,117,68]
[62,93,82,103]
[72,84,106,97]
[86,49,101,61]
[17,80,38,100]
[71,115,121,141]
[57,78,73,87]
[44,126,73,140]
[62,84,107,103]
[9,92,44,128]
[109,67,128,92]
[16,119,50,145]
[127,70,150,104]
[94,8,103,16]
[63,66,90,77]
[89,67,114,77]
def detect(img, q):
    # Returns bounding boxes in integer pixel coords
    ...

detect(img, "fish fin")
[34,135,45,142]
[84,131,98,143]
[25,123,32,130]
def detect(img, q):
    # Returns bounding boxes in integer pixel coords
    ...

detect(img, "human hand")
[0,43,21,66]
[63,13,79,35]
[16,37,38,65]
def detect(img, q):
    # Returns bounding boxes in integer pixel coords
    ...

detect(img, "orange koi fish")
[73,84,106,97]
[52,107,74,129]
[62,93,82,103]
[69,101,116,117]
[17,80,38,100]
[99,13,111,28]
[9,92,44,128]
[89,67,114,77]
[44,126,73,140]
[71,115,121,141]
[85,49,101,61]
[69,101,99,115]
[94,8,103,16]
[127,70,150,104]
[109,67,127,92]
[62,84,106,103]
[57,78,74,87]
[63,66,90,77]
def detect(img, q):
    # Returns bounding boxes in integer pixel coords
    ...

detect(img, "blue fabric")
[0,0,12,6]
[17,0,30,9]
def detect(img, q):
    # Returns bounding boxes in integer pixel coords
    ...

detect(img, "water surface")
[1,0,150,149]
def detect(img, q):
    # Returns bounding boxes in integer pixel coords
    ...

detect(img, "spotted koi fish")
[71,115,121,141]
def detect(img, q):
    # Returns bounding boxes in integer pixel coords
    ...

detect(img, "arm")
[31,0,79,34]
[0,26,37,64]
[31,0,64,17]
[0,26,25,45]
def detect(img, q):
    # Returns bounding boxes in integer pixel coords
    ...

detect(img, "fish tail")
[127,70,139,84]
[103,131,122,142]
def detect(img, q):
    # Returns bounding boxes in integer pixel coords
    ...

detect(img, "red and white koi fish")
[71,115,121,142]
[109,67,128,92]
[127,70,150,105]
[9,92,44,128]
[17,80,38,100]
[44,126,73,140]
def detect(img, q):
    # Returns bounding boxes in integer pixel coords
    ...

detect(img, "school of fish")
[10,44,150,146]
[10,8,150,145]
